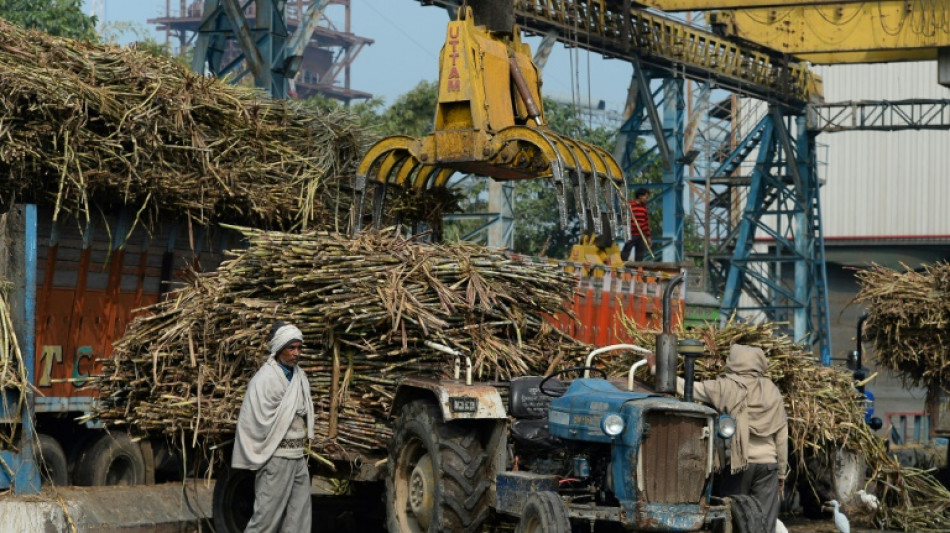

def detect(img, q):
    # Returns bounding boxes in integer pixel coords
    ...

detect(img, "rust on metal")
[639,411,708,504]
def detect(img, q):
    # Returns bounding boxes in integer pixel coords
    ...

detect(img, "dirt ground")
[783,515,899,532]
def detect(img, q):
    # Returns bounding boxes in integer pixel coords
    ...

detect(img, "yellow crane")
[634,1,950,81]
[355,4,629,241]
[708,1,950,64]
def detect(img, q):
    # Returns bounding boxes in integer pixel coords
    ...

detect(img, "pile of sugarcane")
[855,262,950,389]
[0,279,27,451]
[0,211,27,451]
[0,17,365,231]
[619,319,950,532]
[91,227,589,456]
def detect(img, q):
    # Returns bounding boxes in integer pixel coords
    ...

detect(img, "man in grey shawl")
[233,322,315,533]
[680,344,788,533]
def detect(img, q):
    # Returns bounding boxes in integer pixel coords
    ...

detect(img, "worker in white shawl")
[233,322,315,533]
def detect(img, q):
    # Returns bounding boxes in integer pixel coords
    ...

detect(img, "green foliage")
[0,0,96,41]
[376,80,438,137]
[97,21,181,62]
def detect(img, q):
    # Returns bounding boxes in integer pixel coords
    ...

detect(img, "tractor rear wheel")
[728,494,766,533]
[515,491,571,533]
[386,399,491,533]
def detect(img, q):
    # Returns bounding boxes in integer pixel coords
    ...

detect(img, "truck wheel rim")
[408,453,434,529]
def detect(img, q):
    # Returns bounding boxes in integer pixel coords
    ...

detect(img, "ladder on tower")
[811,189,832,365]
[708,116,770,180]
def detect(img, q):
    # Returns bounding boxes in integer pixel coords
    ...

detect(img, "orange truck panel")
[508,254,685,347]
[31,208,233,407]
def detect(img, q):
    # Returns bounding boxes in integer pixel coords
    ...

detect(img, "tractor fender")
[390,376,507,421]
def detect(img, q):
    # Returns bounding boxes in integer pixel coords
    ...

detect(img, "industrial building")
[819,60,950,433]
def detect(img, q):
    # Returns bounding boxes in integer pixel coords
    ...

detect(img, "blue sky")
[84,0,633,110]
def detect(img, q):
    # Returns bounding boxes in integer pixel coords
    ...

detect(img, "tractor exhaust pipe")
[655,273,685,394]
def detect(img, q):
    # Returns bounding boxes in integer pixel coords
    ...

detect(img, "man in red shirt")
[621,188,652,262]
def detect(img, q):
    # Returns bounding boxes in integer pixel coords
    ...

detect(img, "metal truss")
[191,0,291,98]
[717,110,832,360]
[807,99,950,133]
[186,0,371,100]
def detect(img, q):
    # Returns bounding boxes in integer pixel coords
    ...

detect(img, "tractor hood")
[547,378,717,444]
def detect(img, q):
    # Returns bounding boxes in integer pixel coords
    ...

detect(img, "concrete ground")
[0,482,212,533]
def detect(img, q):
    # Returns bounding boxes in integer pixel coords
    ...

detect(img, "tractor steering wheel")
[539,366,608,397]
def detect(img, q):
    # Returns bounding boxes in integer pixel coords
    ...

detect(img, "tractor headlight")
[717,414,736,439]
[601,414,625,437]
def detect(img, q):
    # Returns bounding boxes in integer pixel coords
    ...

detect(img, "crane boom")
[709,1,950,63]
[634,0,866,10]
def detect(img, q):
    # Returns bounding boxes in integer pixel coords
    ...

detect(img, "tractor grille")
[639,411,708,504]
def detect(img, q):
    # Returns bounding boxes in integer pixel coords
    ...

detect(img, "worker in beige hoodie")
[689,344,787,533]
[652,343,788,533]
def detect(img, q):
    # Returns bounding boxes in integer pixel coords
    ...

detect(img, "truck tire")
[36,433,68,486]
[74,432,147,486]
[212,465,255,533]
[386,399,491,533]
[515,491,571,533]
[728,495,766,533]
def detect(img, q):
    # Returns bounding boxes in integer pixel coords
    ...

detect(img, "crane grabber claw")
[353,4,631,241]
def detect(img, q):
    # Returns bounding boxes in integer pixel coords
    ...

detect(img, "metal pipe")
[508,57,542,125]
[663,273,685,333]
[683,356,696,403]
[656,273,686,394]
[628,359,648,391]
[584,344,651,377]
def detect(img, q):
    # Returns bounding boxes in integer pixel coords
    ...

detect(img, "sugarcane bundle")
[855,262,950,389]
[0,210,27,451]
[0,278,27,451]
[0,17,365,231]
[618,319,950,531]
[91,226,589,456]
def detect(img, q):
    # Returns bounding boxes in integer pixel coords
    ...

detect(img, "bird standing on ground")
[827,500,850,533]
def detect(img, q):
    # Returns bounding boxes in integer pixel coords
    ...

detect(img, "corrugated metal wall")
[816,62,950,239]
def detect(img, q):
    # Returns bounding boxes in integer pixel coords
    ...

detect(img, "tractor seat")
[508,376,564,450]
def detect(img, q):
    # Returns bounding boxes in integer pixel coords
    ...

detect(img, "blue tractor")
[386,275,759,533]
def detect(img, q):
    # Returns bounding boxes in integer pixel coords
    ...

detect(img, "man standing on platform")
[621,187,652,262]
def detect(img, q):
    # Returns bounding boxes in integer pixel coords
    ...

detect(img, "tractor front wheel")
[386,399,491,533]
[515,491,571,533]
